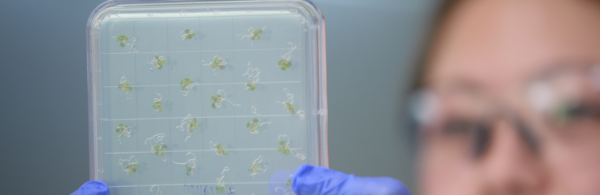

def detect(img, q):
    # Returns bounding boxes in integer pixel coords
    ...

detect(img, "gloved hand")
[71,180,109,195]
[292,165,411,195]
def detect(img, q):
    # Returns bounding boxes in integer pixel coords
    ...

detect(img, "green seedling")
[118,81,132,92]
[185,163,194,176]
[118,77,133,99]
[179,78,198,96]
[215,166,230,194]
[243,62,260,91]
[153,94,163,112]
[173,152,197,176]
[118,78,132,93]
[153,144,167,156]
[246,118,260,134]
[278,140,290,155]
[285,102,296,115]
[177,114,198,142]
[116,35,129,47]
[248,162,260,174]
[210,90,240,109]
[187,118,198,135]
[152,101,163,112]
[215,185,226,194]
[119,156,137,175]
[145,133,167,161]
[181,29,196,40]
[278,42,297,71]
[216,144,228,156]
[248,155,266,177]
[210,56,226,70]
[203,55,228,74]
[211,94,222,109]
[246,82,257,91]
[115,123,131,137]
[278,135,306,160]
[152,55,166,70]
[277,88,298,115]
[239,26,265,41]
[277,59,292,71]
[125,162,138,175]
[286,179,292,187]
[246,107,271,134]
[250,28,263,40]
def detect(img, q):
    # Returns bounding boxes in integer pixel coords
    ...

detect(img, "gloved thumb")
[70,180,109,195]
[292,165,411,195]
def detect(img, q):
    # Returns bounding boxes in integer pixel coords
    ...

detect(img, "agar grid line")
[109,181,282,188]
[198,16,206,191]
[165,18,174,194]
[115,12,292,21]
[231,15,237,190]
[103,81,301,88]
[265,15,272,175]
[132,18,141,195]
[102,47,299,55]
[101,114,293,121]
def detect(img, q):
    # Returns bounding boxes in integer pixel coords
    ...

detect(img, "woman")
[416,0,600,194]
[294,0,600,194]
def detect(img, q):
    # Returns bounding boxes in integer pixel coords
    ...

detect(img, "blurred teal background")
[0,0,437,194]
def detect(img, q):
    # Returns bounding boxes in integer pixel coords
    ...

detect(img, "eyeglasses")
[410,64,600,159]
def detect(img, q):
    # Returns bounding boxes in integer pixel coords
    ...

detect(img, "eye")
[443,119,477,135]
[443,119,491,158]
[550,101,600,125]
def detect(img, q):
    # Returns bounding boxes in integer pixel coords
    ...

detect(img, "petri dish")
[86,0,327,194]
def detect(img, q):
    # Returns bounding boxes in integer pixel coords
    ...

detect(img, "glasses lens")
[411,89,495,159]
[528,65,600,133]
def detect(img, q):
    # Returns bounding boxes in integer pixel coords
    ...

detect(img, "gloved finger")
[292,165,411,195]
[70,180,109,195]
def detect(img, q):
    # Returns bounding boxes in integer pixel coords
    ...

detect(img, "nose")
[480,120,547,195]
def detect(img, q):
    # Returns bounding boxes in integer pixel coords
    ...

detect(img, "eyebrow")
[527,59,598,82]
[430,76,488,95]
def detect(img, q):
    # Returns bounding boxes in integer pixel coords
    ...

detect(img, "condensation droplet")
[213,10,220,15]
[95,21,101,29]
[290,9,298,14]
[298,111,306,120]
[180,10,187,16]
[317,109,327,115]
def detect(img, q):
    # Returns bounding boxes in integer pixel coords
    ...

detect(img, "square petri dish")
[86,0,327,194]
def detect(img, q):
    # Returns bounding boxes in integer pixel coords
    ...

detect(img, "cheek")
[546,133,600,195]
[419,141,480,195]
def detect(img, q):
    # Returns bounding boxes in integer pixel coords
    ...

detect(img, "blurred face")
[419,0,600,195]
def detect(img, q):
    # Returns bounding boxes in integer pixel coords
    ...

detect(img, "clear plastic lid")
[86,0,327,194]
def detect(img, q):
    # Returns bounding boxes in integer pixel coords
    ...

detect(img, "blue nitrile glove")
[292,165,411,195]
[71,180,109,195]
